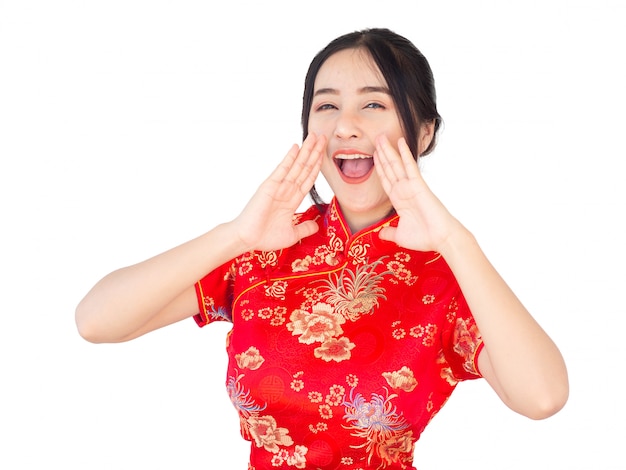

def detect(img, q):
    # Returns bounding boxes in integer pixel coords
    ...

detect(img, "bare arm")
[373,134,569,420]
[76,134,326,343]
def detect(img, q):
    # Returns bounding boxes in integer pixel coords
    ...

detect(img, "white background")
[1,1,624,468]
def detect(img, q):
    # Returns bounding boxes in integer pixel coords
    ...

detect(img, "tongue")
[341,158,374,178]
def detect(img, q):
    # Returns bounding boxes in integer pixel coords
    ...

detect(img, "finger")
[378,225,397,243]
[397,137,422,180]
[293,133,325,190]
[293,219,321,241]
[375,134,407,182]
[269,142,302,184]
[282,132,322,186]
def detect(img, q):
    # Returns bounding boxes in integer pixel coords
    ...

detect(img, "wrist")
[437,224,478,264]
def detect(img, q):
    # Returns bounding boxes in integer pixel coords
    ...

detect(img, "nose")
[334,109,361,140]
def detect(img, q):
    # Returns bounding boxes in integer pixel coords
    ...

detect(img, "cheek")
[307,116,331,139]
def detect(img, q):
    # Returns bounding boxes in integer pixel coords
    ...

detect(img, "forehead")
[314,48,387,90]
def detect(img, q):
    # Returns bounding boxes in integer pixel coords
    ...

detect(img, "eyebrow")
[313,86,391,97]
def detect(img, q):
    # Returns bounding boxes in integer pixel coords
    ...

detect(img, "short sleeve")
[441,290,484,381]
[193,258,236,327]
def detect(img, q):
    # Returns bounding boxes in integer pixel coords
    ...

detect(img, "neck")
[340,202,395,234]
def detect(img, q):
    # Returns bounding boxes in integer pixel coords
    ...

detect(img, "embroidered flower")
[308,391,323,403]
[325,392,343,406]
[318,404,333,420]
[314,337,355,362]
[394,252,411,263]
[265,280,287,300]
[202,295,215,310]
[346,374,359,388]
[239,262,253,276]
[392,328,406,340]
[322,261,388,321]
[235,347,265,371]
[378,430,415,467]
[290,379,304,392]
[292,256,313,273]
[453,317,481,374]
[329,384,345,397]
[382,366,418,392]
[247,415,294,453]
[348,242,370,265]
[259,307,273,320]
[286,445,308,468]
[422,294,435,304]
[241,308,255,321]
[287,303,345,345]
[257,250,278,268]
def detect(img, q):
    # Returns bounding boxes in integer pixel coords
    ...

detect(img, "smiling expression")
[307,48,405,233]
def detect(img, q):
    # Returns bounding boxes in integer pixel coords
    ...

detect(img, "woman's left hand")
[373,135,464,253]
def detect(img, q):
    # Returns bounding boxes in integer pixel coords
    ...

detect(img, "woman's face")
[308,48,404,232]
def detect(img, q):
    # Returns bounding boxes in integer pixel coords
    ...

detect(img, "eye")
[365,102,385,109]
[315,103,337,111]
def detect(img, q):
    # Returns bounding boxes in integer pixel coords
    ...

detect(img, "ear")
[417,120,436,156]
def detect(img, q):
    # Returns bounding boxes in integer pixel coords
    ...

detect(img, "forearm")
[440,228,569,418]
[75,221,248,343]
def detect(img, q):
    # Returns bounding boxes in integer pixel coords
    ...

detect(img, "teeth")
[335,154,372,160]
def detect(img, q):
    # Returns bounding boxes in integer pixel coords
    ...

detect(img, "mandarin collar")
[323,197,399,244]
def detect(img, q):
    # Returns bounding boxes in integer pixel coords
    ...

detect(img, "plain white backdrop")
[1,1,624,468]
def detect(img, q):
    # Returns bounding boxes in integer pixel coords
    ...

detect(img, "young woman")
[76,28,568,469]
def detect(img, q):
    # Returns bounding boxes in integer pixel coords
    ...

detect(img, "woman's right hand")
[231,132,326,252]
[75,134,325,343]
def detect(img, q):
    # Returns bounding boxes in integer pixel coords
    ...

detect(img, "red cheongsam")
[194,198,484,470]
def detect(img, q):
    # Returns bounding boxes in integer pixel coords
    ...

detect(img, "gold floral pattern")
[382,366,418,392]
[321,260,388,322]
[235,346,265,370]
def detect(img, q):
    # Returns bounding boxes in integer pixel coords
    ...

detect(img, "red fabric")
[194,198,483,470]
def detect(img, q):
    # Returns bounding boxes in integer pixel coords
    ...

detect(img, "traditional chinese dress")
[195,197,483,470]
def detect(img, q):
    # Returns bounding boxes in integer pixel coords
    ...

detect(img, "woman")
[76,28,568,469]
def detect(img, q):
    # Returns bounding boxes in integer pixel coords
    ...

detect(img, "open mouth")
[334,153,375,183]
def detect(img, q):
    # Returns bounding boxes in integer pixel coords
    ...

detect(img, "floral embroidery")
[258,306,287,326]
[409,323,438,347]
[391,328,406,340]
[321,260,388,322]
[239,261,253,276]
[346,374,359,388]
[256,250,278,268]
[348,240,370,265]
[227,373,267,417]
[297,287,324,310]
[314,336,355,362]
[382,366,418,392]
[291,227,344,272]
[386,252,418,286]
[268,445,307,468]
[453,317,482,374]
[343,388,413,468]
[290,371,305,392]
[437,352,459,386]
[247,415,294,453]
[318,404,333,419]
[287,303,345,345]
[235,347,265,370]
[265,280,288,300]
